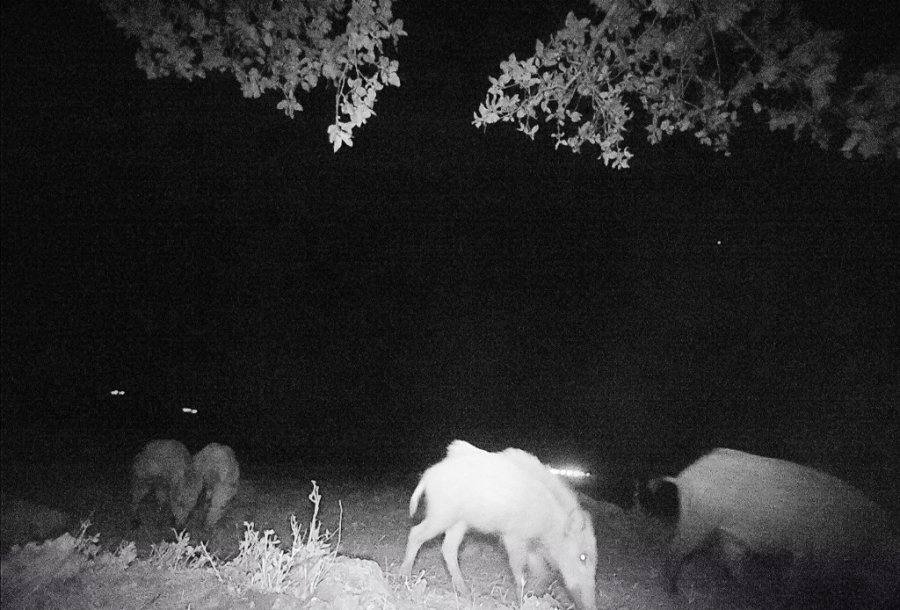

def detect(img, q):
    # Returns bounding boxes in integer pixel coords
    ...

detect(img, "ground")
[0,454,885,610]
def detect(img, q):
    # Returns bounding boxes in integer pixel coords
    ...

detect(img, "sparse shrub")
[226,481,341,599]
[148,529,220,574]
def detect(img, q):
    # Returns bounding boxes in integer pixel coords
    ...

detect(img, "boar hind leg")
[399,516,449,577]
[666,529,715,594]
[441,522,470,596]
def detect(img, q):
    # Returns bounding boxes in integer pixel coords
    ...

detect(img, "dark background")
[2,1,897,506]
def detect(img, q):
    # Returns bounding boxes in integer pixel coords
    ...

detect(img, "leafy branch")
[100,0,406,151]
[474,0,899,167]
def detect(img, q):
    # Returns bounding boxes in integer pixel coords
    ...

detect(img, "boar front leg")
[502,536,529,603]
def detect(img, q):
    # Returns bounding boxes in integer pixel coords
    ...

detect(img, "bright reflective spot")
[181,407,198,415]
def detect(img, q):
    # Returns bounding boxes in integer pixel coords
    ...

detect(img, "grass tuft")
[226,480,341,598]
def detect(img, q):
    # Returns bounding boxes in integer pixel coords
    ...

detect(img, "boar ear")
[564,508,588,534]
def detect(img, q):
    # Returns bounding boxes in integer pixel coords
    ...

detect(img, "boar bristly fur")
[399,440,597,610]
[666,448,899,609]
[192,442,240,529]
[130,439,201,528]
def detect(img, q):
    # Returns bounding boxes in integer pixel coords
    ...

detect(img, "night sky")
[2,2,898,491]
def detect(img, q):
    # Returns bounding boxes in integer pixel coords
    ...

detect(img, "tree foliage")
[101,0,898,164]
[100,0,406,151]
[474,0,900,167]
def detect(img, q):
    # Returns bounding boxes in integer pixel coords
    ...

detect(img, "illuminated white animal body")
[399,440,597,610]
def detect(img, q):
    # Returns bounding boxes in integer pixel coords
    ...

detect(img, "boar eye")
[579,553,587,563]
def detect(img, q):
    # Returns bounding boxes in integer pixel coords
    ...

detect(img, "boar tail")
[659,475,679,493]
[409,475,427,517]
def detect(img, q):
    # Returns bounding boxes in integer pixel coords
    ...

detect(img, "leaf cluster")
[100,0,406,151]
[99,0,897,163]
[474,0,899,166]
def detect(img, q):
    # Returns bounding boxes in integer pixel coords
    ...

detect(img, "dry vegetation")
[2,455,888,610]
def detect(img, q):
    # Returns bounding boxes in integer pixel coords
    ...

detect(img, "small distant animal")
[664,448,900,609]
[399,440,597,610]
[192,442,240,529]
[130,439,200,528]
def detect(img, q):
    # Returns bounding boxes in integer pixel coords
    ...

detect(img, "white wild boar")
[192,442,240,529]
[130,439,201,528]
[665,448,900,609]
[399,440,597,610]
